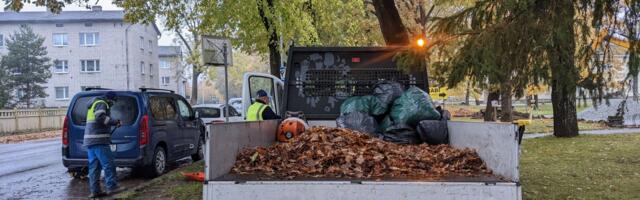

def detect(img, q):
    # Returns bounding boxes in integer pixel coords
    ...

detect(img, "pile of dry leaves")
[232,127,492,179]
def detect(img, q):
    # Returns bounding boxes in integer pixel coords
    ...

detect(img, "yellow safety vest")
[86,100,108,122]
[246,102,268,121]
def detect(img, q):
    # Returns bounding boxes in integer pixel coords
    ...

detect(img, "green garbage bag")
[389,87,441,126]
[340,95,387,116]
[377,115,393,133]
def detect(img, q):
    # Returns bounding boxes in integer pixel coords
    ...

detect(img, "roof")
[0,10,161,36]
[159,46,182,57]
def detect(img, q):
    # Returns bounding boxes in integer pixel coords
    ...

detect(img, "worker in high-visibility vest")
[83,91,123,198]
[246,90,281,121]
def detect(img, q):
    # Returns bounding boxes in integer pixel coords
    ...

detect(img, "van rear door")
[68,93,141,159]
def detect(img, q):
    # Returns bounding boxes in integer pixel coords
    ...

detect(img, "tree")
[0,58,10,108]
[432,0,639,137]
[200,0,382,77]
[117,0,207,105]
[0,25,51,108]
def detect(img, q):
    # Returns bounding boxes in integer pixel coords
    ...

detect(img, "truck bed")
[203,120,521,200]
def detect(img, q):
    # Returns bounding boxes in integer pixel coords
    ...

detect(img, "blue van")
[62,88,205,178]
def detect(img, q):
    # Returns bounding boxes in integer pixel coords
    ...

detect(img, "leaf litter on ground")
[232,127,493,180]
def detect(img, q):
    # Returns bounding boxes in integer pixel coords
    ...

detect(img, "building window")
[81,86,101,91]
[0,34,4,47]
[159,60,170,69]
[84,23,93,27]
[55,87,69,100]
[161,76,170,85]
[148,40,153,54]
[53,60,69,73]
[53,33,68,46]
[140,61,145,75]
[149,64,153,76]
[80,32,99,46]
[81,60,100,72]
[140,36,144,51]
[56,23,64,27]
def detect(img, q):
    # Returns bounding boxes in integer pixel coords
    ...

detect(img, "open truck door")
[241,73,284,118]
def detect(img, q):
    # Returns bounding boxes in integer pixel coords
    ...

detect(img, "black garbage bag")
[416,120,449,145]
[389,87,441,127]
[372,81,405,106]
[381,124,422,144]
[336,112,378,135]
[340,95,387,116]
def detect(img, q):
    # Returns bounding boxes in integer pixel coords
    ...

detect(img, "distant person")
[246,90,281,121]
[83,92,123,198]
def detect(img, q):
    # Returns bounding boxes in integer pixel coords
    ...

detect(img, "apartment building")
[158,46,186,96]
[0,6,160,107]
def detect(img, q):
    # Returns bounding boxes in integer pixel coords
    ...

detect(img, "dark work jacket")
[256,99,281,120]
[83,97,118,147]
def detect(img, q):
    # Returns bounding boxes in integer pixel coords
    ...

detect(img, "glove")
[116,120,122,127]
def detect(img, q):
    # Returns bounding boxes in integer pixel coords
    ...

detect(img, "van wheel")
[144,146,166,178]
[68,167,88,179]
[191,137,204,161]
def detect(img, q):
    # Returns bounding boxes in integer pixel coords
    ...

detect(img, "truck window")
[249,75,276,111]
[149,96,177,121]
[71,95,138,125]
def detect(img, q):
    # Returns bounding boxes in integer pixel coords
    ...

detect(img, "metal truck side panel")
[204,120,278,180]
[448,121,520,182]
[204,181,521,200]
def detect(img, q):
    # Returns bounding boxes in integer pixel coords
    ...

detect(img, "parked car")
[62,88,205,178]
[192,104,243,124]
[228,98,243,114]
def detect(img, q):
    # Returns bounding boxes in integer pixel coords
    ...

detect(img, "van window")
[194,107,220,118]
[149,96,177,121]
[71,96,138,125]
[176,99,193,119]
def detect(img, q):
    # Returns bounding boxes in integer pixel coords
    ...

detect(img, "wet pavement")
[0,138,148,200]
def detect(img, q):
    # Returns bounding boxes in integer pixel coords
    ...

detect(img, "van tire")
[191,137,204,161]
[144,146,166,178]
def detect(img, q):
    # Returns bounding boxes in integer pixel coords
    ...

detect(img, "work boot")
[106,185,125,195]
[88,191,106,198]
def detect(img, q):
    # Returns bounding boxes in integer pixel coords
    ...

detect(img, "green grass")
[521,134,640,200]
[118,161,204,200]
[450,117,608,133]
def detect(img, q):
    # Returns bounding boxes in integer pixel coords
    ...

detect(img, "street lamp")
[416,38,425,47]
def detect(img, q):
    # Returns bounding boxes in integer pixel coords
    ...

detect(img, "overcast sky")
[0,1,175,46]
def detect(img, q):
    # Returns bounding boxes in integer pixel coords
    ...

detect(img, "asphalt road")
[0,138,148,200]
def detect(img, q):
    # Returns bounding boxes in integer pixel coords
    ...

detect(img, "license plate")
[110,144,117,152]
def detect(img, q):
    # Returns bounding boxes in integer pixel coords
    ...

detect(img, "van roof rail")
[84,87,112,91]
[139,88,175,93]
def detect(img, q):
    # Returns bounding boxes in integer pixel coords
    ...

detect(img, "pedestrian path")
[524,128,640,139]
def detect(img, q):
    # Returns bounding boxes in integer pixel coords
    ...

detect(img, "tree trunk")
[533,94,539,110]
[464,82,470,105]
[190,68,200,105]
[549,0,579,137]
[484,91,500,121]
[499,81,513,122]
[258,0,282,78]
[371,0,410,46]
[633,74,639,100]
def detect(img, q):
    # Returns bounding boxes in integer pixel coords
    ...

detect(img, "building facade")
[158,46,186,96]
[0,6,161,107]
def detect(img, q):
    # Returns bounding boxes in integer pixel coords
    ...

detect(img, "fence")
[0,108,67,134]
